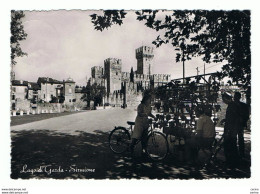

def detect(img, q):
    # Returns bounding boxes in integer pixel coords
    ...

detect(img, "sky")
[15,10,224,86]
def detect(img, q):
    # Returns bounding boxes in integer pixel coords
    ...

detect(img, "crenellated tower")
[136,46,154,75]
[104,58,122,94]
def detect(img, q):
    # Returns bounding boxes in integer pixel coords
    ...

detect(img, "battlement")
[136,46,154,59]
[122,72,130,78]
[91,66,103,71]
[104,58,122,65]
[121,72,171,83]
[153,74,171,82]
[91,66,103,79]
[134,73,149,80]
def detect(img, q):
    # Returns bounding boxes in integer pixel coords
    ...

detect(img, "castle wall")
[91,66,103,79]
[104,58,122,94]
[136,46,154,75]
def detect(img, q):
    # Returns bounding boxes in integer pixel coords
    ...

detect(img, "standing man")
[221,92,240,168]
[234,92,250,158]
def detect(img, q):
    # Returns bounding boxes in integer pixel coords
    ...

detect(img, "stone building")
[28,82,41,102]
[11,80,28,101]
[89,66,106,87]
[11,80,29,111]
[88,45,171,107]
[63,77,76,104]
[37,77,64,103]
[136,46,154,75]
[10,76,78,112]
[104,58,122,94]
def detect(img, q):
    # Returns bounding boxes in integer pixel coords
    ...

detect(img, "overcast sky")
[15,10,224,86]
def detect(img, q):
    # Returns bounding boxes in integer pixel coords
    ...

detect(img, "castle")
[10,46,171,113]
[89,46,171,106]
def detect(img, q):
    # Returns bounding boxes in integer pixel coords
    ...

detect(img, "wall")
[11,85,27,100]
[15,99,30,111]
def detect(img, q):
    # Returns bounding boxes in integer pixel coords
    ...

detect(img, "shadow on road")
[11,129,251,179]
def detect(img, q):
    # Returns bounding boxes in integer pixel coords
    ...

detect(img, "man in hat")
[221,92,240,168]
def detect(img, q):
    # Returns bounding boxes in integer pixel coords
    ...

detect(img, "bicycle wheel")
[109,127,131,154]
[146,131,169,161]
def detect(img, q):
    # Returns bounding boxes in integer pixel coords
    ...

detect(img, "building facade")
[63,78,76,103]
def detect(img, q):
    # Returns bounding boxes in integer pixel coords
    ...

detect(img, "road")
[11,108,137,134]
[10,108,251,179]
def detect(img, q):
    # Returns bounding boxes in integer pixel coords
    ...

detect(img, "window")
[69,88,72,94]
[69,99,71,102]
[12,95,15,100]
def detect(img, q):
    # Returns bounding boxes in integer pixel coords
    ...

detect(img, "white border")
[0,0,259,194]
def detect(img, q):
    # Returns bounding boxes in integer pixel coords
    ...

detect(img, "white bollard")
[32,110,35,115]
[27,110,30,115]
[12,111,16,116]
[20,111,23,116]
[50,109,53,113]
[37,110,40,114]
[42,109,45,114]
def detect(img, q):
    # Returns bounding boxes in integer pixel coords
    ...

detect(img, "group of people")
[184,91,250,167]
[222,92,250,168]
[129,91,250,168]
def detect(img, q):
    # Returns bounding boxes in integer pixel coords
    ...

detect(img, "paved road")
[11,108,250,141]
[10,108,251,179]
[11,108,137,134]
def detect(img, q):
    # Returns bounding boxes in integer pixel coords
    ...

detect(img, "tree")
[81,83,106,106]
[130,67,134,82]
[11,10,27,66]
[90,10,127,31]
[90,10,251,98]
[49,96,58,103]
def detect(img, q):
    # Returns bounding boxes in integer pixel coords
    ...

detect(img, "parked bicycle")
[108,118,169,161]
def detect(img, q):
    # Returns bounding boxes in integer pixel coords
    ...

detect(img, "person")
[185,105,216,164]
[234,92,250,158]
[130,92,156,154]
[221,92,240,168]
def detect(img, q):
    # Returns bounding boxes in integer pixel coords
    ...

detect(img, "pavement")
[10,108,251,179]
[11,108,137,134]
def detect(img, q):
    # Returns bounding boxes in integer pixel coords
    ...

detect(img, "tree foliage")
[11,10,27,66]
[81,84,106,106]
[90,10,251,92]
[90,10,127,31]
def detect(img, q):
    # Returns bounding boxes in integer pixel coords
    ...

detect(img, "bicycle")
[108,118,169,161]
